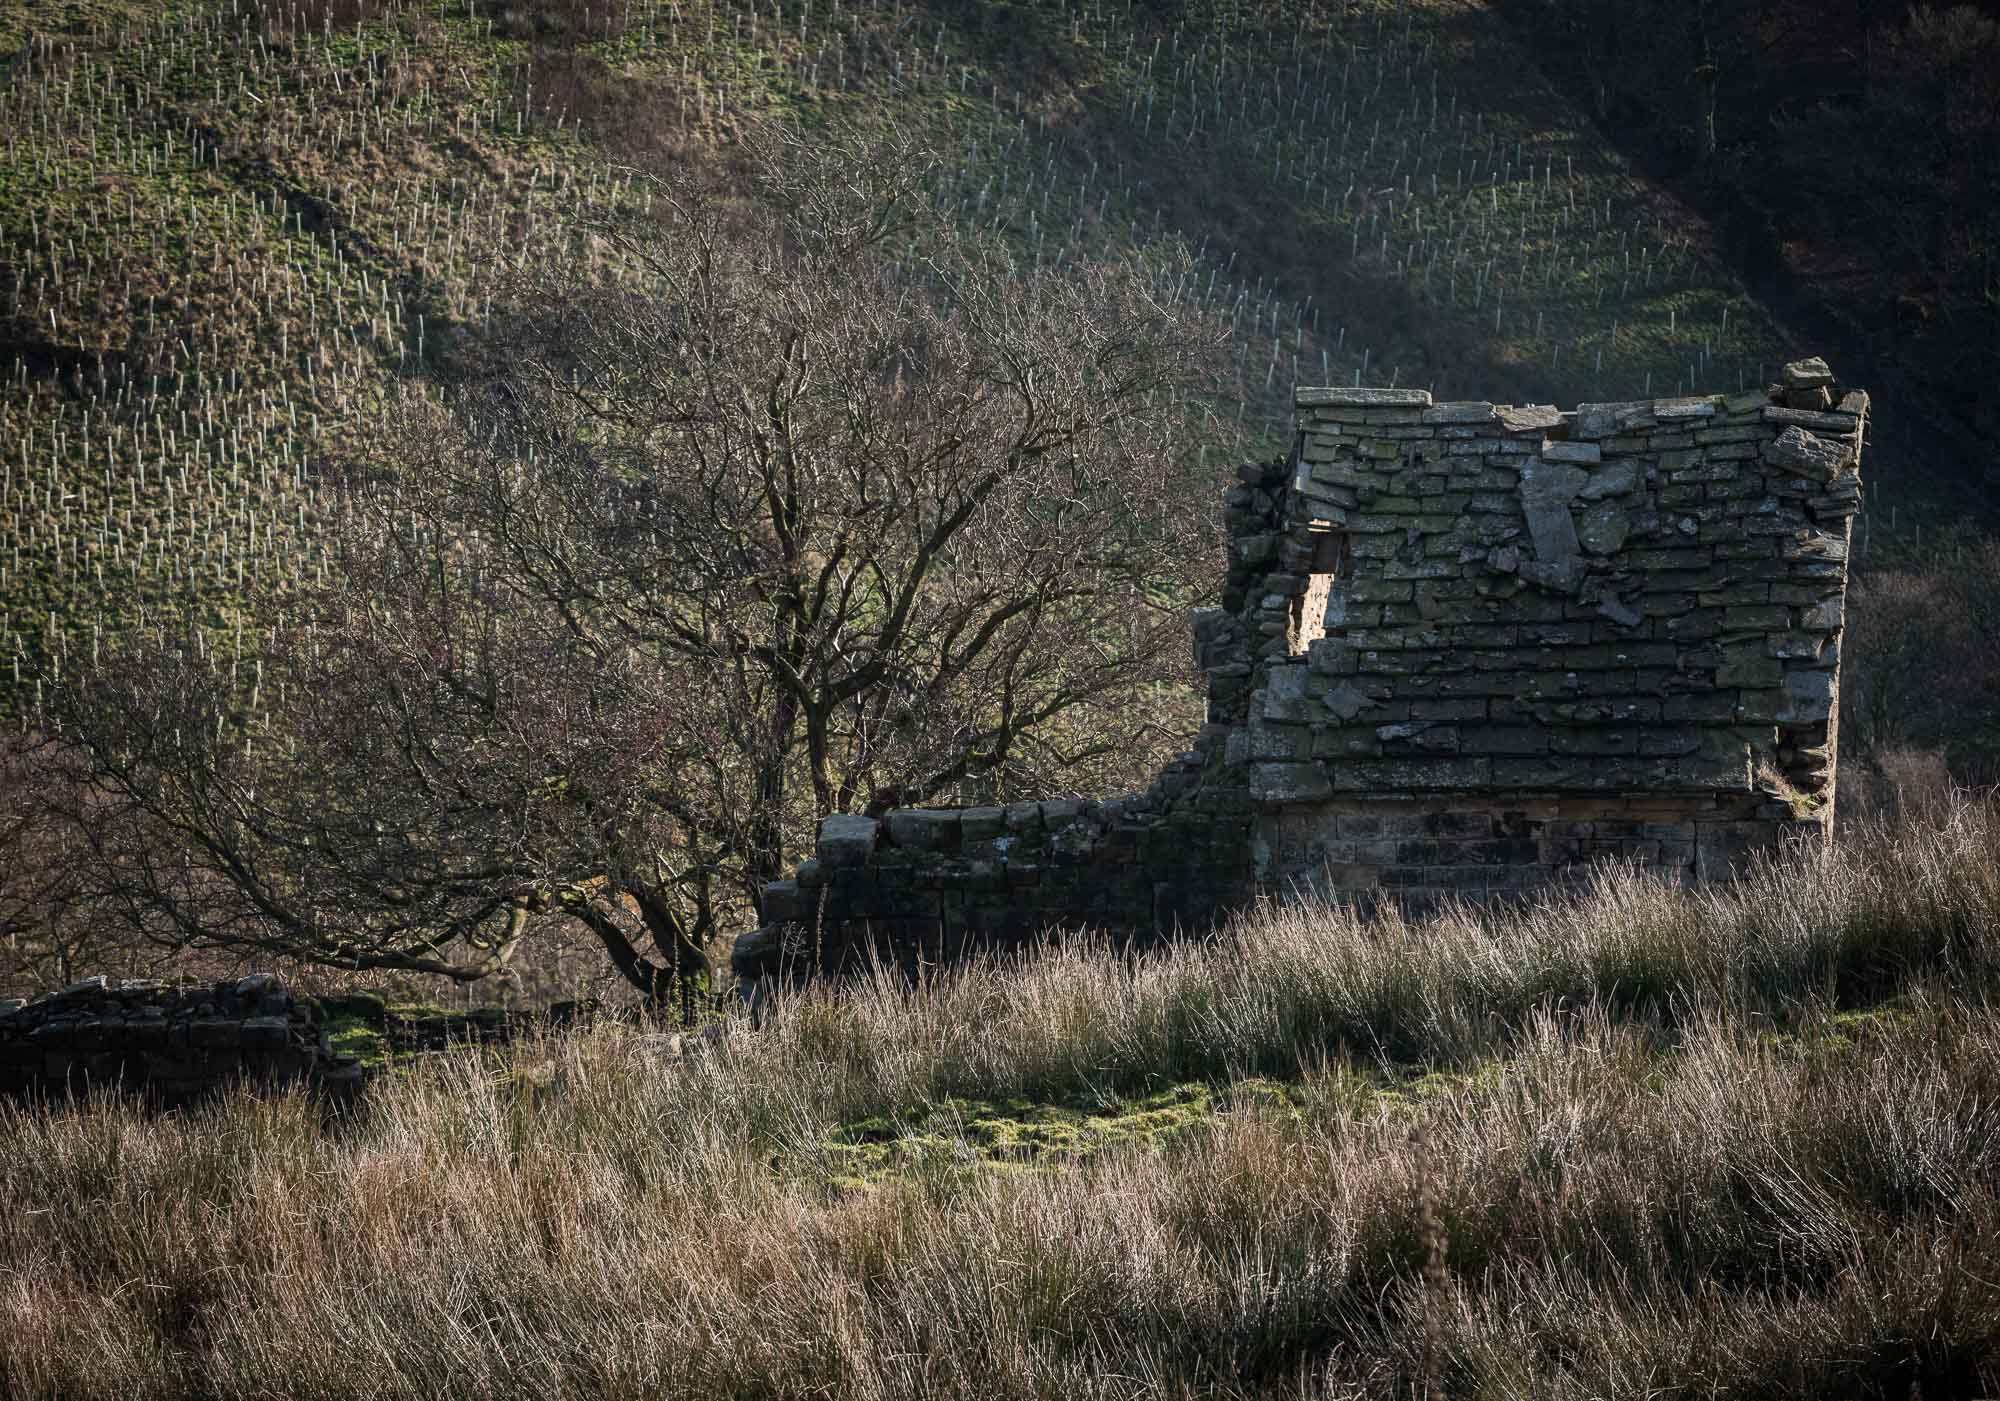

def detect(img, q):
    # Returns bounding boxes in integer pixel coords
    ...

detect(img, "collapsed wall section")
[732,360,1863,988]
[0,975,358,1106]
[732,797,1259,982]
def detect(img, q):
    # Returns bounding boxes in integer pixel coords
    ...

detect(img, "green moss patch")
[813,1082,1217,1186]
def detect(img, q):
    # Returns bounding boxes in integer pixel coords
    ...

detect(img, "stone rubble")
[0,974,364,1106]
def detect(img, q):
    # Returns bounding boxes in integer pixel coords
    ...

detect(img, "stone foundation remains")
[0,975,361,1106]
[733,359,1864,987]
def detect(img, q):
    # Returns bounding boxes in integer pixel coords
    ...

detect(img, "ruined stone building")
[732,358,1865,986]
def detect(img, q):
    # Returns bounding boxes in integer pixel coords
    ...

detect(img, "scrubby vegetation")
[3,798,1999,1398]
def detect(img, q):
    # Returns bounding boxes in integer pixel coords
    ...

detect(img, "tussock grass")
[3,798,2000,1398]
[745,794,2000,1117]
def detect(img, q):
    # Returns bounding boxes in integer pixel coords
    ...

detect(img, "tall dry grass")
[2,797,1999,1399]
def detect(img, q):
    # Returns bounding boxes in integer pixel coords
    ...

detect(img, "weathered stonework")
[734,360,1863,988]
[0,975,363,1106]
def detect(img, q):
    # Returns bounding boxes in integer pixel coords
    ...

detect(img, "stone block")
[1421,401,1498,424]
[1723,605,1791,630]
[1540,441,1602,465]
[959,807,1007,841]
[1550,729,1637,755]
[1781,357,1833,390]
[1762,406,1860,434]
[1577,502,1631,555]
[69,1019,114,1052]
[1765,632,1825,661]
[762,880,806,924]
[1518,460,1589,561]
[817,814,881,868]
[1251,763,1332,804]
[1716,644,1783,689]
[1777,668,1836,724]
[240,1017,292,1052]
[1376,722,1461,753]
[1327,757,1491,790]
[1579,463,1639,501]
[1498,404,1564,432]
[1763,426,1851,480]
[885,809,961,853]
[1232,531,1278,565]
[1460,725,1550,755]
[1519,558,1585,593]
[1488,756,1597,789]
[189,1019,241,1051]
[1261,665,1319,723]
[1654,396,1722,420]
[235,973,282,1002]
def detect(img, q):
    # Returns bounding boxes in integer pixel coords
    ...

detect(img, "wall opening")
[1288,526,1351,655]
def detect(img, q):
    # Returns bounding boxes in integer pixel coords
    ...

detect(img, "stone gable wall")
[732,359,1863,989]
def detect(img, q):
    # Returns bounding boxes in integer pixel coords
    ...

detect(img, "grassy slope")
[3,800,1999,1397]
[8,0,1977,711]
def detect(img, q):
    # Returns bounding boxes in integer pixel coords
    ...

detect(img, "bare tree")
[0,735,137,996]
[43,125,1220,1013]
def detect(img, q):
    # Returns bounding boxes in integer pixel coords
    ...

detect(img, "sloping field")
[1,0,1887,707]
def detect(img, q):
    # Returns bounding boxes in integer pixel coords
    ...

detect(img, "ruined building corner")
[735,357,1864,988]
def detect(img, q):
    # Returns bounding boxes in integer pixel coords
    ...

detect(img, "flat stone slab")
[1578,462,1638,500]
[1517,459,1589,561]
[1654,395,1722,419]
[1497,404,1564,433]
[1295,386,1434,408]
[1541,441,1602,464]
[1420,401,1497,425]
[1250,762,1332,804]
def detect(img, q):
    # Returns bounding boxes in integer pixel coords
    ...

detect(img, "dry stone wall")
[732,359,1863,989]
[0,975,359,1106]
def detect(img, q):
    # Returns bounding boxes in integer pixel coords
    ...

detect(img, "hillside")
[10,0,1984,713]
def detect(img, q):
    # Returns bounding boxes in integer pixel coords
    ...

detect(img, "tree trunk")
[630,883,713,1024]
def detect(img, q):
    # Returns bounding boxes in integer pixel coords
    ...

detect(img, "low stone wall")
[0,975,360,1107]
[734,800,1258,981]
[733,362,1863,989]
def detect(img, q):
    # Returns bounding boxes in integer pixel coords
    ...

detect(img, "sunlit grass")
[3,797,1999,1398]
